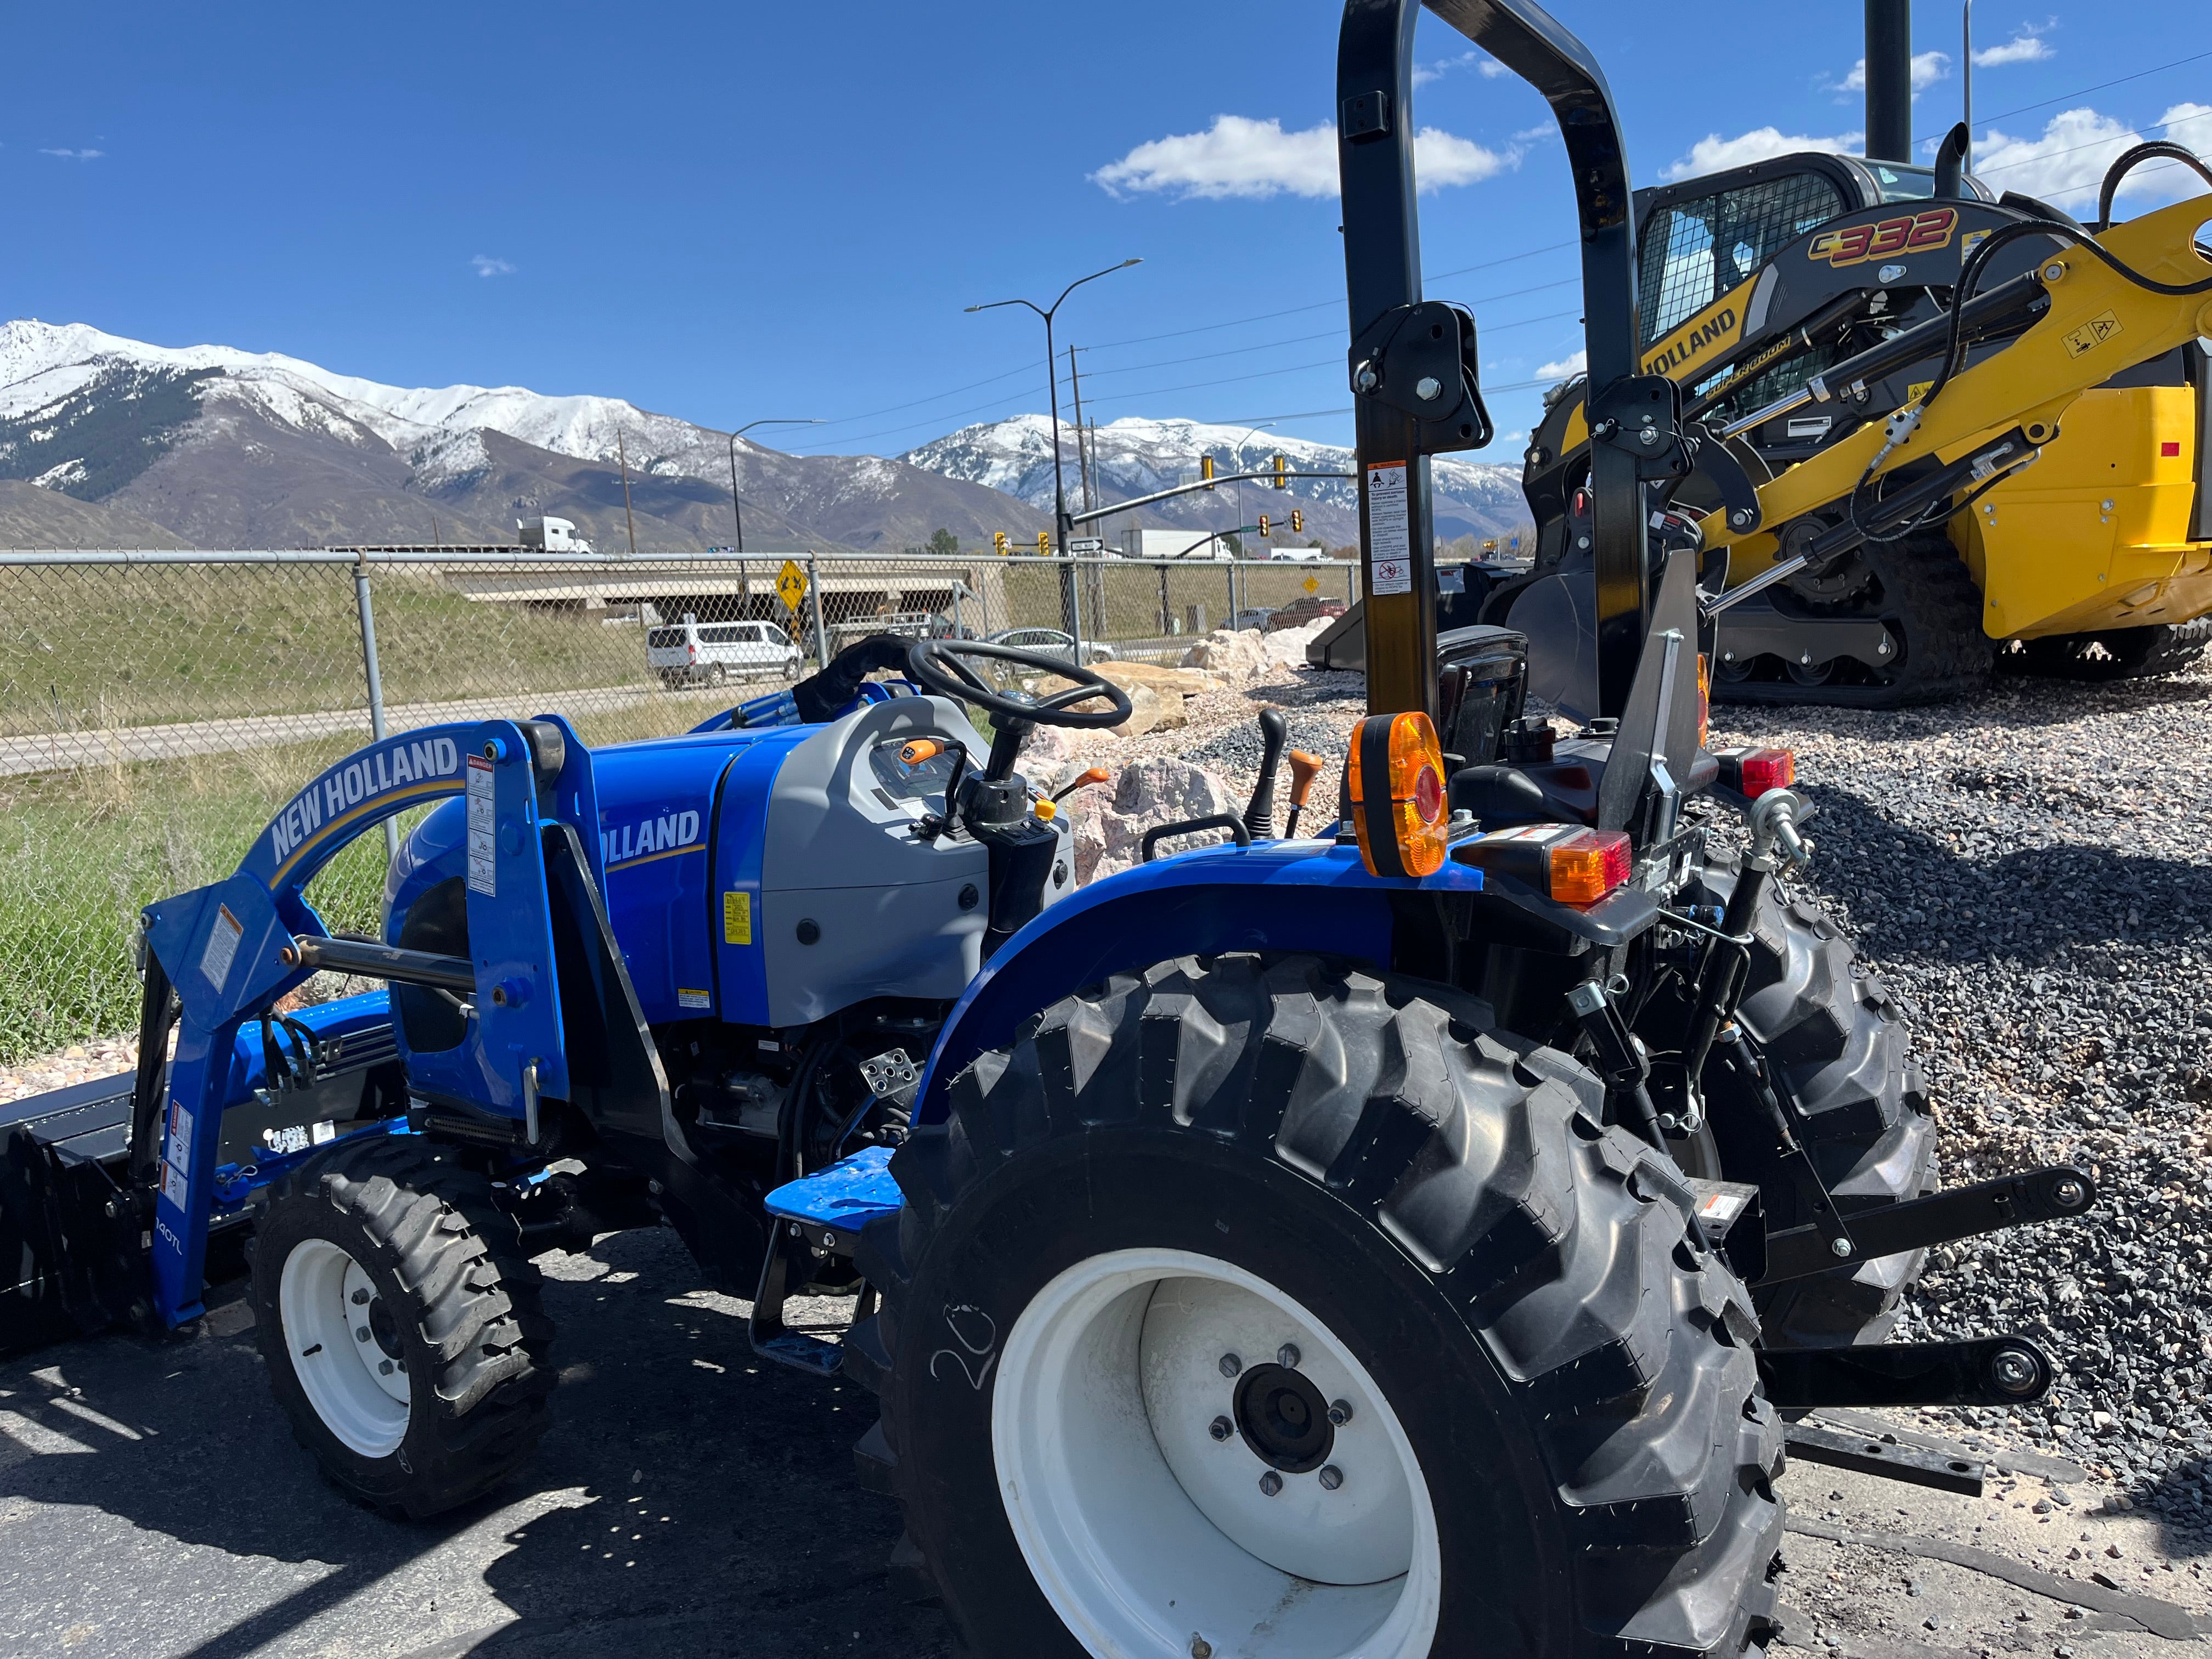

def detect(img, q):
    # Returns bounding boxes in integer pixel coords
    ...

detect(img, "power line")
[1917,48,2212,143]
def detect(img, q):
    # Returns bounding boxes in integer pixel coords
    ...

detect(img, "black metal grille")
[1638,172,1848,347]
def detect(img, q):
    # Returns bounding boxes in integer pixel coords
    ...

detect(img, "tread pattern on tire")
[1694,858,1937,1348]
[854,953,1785,1658]
[1714,530,1993,709]
[255,1134,555,1517]
[2003,616,2212,681]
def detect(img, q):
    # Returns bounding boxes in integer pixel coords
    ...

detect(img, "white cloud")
[1537,349,1587,380]
[1661,128,1863,180]
[1974,104,2212,206]
[1974,29,2054,67]
[38,148,103,160]
[1414,50,1510,85]
[1478,60,1510,78]
[1833,50,1951,95]
[471,255,516,278]
[1091,114,1517,201]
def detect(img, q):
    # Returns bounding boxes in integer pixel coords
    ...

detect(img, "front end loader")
[0,3,2155,1655]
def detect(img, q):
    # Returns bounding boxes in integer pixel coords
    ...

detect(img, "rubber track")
[1714,531,1994,709]
[2002,616,2212,681]
[853,953,1786,1659]
[1696,859,1938,1348]
[257,1135,555,1517]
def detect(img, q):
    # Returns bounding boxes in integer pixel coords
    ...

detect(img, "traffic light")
[1258,515,1271,538]
[1037,531,1051,555]
[1290,509,1304,534]
[1200,455,1215,490]
[1273,453,1288,490]
[993,531,1008,554]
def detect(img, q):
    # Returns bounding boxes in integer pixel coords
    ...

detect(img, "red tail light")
[1713,746,1795,797]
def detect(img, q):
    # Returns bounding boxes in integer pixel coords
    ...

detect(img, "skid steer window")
[1638,172,1848,346]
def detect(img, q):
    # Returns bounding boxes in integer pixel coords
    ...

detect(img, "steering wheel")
[905,638,1133,729]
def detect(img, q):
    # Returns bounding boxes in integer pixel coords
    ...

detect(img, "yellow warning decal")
[1906,379,1934,404]
[723,891,753,945]
[2061,310,2124,358]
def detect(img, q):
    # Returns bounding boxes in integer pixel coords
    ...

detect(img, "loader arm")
[136,718,596,1325]
[1701,193,2212,563]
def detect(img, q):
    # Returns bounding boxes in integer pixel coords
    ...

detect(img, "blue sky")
[4,1,2206,459]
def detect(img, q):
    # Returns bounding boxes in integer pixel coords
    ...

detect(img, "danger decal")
[1808,206,1957,269]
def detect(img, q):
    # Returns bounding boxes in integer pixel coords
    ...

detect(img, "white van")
[645,617,803,688]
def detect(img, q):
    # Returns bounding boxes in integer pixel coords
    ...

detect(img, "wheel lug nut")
[1319,1465,1344,1491]
[1258,1471,1283,1497]
[1208,1415,1234,1442]
[1218,1352,1242,1378]
[356,1327,371,1342]
[351,1288,370,1305]
[1277,1344,1300,1369]
[1327,1398,1354,1427]
[378,1359,394,1375]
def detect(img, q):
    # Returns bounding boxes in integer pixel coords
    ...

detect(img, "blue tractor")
[3,2,2118,1654]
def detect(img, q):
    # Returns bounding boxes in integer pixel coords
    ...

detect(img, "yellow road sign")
[776,559,809,612]
[1302,575,1320,594]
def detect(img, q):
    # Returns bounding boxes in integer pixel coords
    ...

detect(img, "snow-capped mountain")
[902,414,1530,546]
[0,319,1047,552]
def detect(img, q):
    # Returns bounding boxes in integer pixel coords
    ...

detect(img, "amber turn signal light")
[1347,711,1448,878]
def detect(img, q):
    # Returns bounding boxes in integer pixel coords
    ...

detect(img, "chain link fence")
[0,548,1360,1062]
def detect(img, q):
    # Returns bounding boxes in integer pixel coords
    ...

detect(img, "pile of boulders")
[1178,620,1329,680]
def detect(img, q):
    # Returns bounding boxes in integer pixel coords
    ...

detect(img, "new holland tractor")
[9,1,2188,1654]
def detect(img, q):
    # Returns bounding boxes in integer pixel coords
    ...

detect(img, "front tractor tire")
[251,1135,555,1519]
[855,954,1784,1659]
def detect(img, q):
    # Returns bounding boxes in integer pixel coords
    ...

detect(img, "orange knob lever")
[1051,766,1111,804]
[1285,750,1324,806]
[899,738,945,767]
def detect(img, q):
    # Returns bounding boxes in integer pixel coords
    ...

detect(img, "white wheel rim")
[992,1248,1441,1659]
[278,1238,411,1458]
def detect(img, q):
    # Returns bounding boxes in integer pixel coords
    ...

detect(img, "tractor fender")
[911,839,1485,1127]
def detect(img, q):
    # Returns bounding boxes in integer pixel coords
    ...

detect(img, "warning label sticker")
[466,754,497,896]
[1367,461,1413,595]
[165,1101,195,1178]
[200,902,242,990]
[723,890,753,945]
[2062,309,2124,358]
[160,1160,189,1213]
[677,988,712,1010]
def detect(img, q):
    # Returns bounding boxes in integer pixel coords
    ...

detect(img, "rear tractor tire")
[251,1134,555,1518]
[1658,857,1938,1350]
[853,953,1784,1659]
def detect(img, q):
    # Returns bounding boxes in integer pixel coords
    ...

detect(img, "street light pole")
[967,258,1141,560]
[727,418,823,556]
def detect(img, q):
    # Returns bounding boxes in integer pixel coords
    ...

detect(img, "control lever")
[1243,709,1289,837]
[1052,766,1110,804]
[1281,750,1324,837]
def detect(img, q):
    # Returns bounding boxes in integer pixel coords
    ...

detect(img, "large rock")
[1096,659,1222,696]
[1260,619,1330,669]
[1065,757,1239,883]
[1179,629,1271,679]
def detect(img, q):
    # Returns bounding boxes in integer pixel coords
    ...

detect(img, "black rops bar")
[1338,0,1650,718]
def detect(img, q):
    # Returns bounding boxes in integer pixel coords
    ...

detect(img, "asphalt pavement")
[7,1223,2209,1659]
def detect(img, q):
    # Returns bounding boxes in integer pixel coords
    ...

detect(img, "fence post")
[353,553,400,861]
[807,554,830,670]
[1069,555,1086,661]
[1226,563,1236,630]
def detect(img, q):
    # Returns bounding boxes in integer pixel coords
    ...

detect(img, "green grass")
[0,698,727,1064]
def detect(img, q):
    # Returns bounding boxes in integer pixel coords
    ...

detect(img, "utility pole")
[1865,0,1912,162]
[968,259,1142,632]
[726,417,823,556]
[1961,0,1974,176]
[617,430,639,558]
[1067,346,1094,513]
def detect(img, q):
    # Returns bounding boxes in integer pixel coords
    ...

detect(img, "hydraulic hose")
[2096,142,2212,232]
